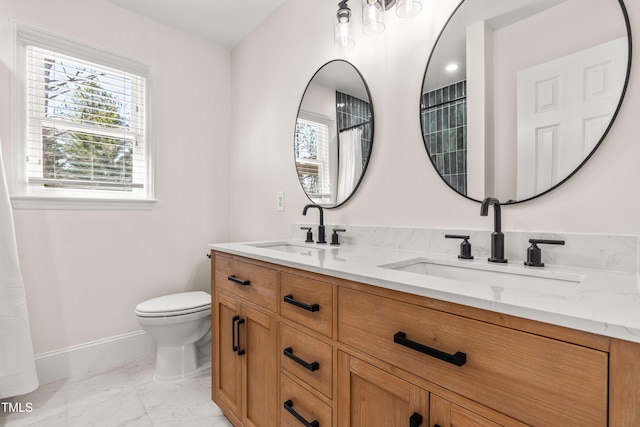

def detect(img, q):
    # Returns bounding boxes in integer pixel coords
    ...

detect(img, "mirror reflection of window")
[295,113,334,204]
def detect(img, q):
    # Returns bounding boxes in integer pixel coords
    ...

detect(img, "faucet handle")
[445,234,474,260]
[330,229,346,245]
[524,239,565,267]
[300,227,313,243]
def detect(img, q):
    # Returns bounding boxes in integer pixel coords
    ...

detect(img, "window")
[295,112,333,204]
[12,24,154,209]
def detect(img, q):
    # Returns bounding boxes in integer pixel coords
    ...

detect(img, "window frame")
[11,23,156,210]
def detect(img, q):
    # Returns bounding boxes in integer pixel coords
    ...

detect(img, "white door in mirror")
[516,37,627,200]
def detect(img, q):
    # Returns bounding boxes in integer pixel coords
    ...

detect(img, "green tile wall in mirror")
[421,0,631,204]
[295,60,373,208]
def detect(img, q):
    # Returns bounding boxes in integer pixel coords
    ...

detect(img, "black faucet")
[480,197,507,263]
[302,204,326,244]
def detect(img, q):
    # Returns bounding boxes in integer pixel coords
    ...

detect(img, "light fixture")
[335,0,356,50]
[334,0,423,50]
[446,63,459,72]
[396,0,423,18]
[362,0,386,36]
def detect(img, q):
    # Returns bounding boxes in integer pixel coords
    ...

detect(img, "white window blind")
[13,24,153,208]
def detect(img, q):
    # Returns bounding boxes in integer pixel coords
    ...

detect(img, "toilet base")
[153,343,211,383]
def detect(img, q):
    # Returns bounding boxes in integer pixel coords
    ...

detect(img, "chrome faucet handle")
[445,234,473,260]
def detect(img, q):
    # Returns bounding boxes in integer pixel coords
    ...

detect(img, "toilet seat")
[135,291,211,318]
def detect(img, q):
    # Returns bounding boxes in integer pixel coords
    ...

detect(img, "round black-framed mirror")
[420,0,632,204]
[294,60,374,208]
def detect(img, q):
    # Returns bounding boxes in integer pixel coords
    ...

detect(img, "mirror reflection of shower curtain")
[336,128,363,204]
[0,140,39,398]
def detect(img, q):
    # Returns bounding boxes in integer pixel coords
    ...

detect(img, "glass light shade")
[396,0,422,18]
[362,0,385,36]
[334,18,355,51]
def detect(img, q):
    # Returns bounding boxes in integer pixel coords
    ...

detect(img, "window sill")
[10,196,157,211]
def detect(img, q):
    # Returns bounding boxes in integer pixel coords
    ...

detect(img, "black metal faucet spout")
[303,204,326,244]
[480,197,507,263]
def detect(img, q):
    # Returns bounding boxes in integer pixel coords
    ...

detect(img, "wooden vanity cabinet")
[429,394,526,427]
[338,287,608,426]
[279,271,336,427]
[337,351,429,427]
[211,252,640,427]
[280,373,332,427]
[212,254,279,427]
[337,352,524,427]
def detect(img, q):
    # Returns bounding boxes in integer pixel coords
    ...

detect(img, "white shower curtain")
[336,128,363,204]
[0,141,39,398]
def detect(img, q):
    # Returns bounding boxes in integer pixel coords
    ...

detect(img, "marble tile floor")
[0,356,232,427]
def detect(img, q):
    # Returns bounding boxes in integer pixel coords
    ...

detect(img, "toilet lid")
[135,291,211,317]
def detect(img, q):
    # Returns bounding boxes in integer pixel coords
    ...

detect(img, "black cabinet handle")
[410,412,423,427]
[283,294,319,312]
[231,315,240,352]
[283,347,319,372]
[434,425,442,427]
[236,317,245,356]
[394,332,466,367]
[228,275,250,286]
[283,400,319,427]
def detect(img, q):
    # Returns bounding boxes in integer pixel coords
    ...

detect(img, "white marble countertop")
[209,239,640,344]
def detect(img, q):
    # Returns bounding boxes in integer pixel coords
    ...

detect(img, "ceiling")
[106,0,286,49]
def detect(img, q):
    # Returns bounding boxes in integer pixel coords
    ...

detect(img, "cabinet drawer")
[280,323,333,399]
[281,373,331,427]
[281,272,333,337]
[214,254,278,312]
[338,288,608,427]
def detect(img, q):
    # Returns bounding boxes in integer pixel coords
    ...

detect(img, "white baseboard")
[34,330,155,385]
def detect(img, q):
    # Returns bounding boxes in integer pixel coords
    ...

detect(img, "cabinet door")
[337,351,428,427]
[242,304,278,427]
[450,406,502,427]
[430,394,451,427]
[214,292,242,421]
[431,394,525,427]
[214,292,278,427]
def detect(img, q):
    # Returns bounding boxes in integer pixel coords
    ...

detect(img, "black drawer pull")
[283,347,320,372]
[236,317,245,356]
[231,315,240,352]
[283,294,319,312]
[394,331,466,367]
[410,412,423,427]
[227,275,250,286]
[283,399,319,427]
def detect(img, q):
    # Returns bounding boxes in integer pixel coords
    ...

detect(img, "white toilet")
[135,291,212,382]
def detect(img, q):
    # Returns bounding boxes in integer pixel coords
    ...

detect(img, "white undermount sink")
[249,241,323,255]
[379,257,584,297]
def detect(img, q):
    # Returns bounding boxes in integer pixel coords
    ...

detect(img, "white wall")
[0,0,231,353]
[229,0,640,241]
